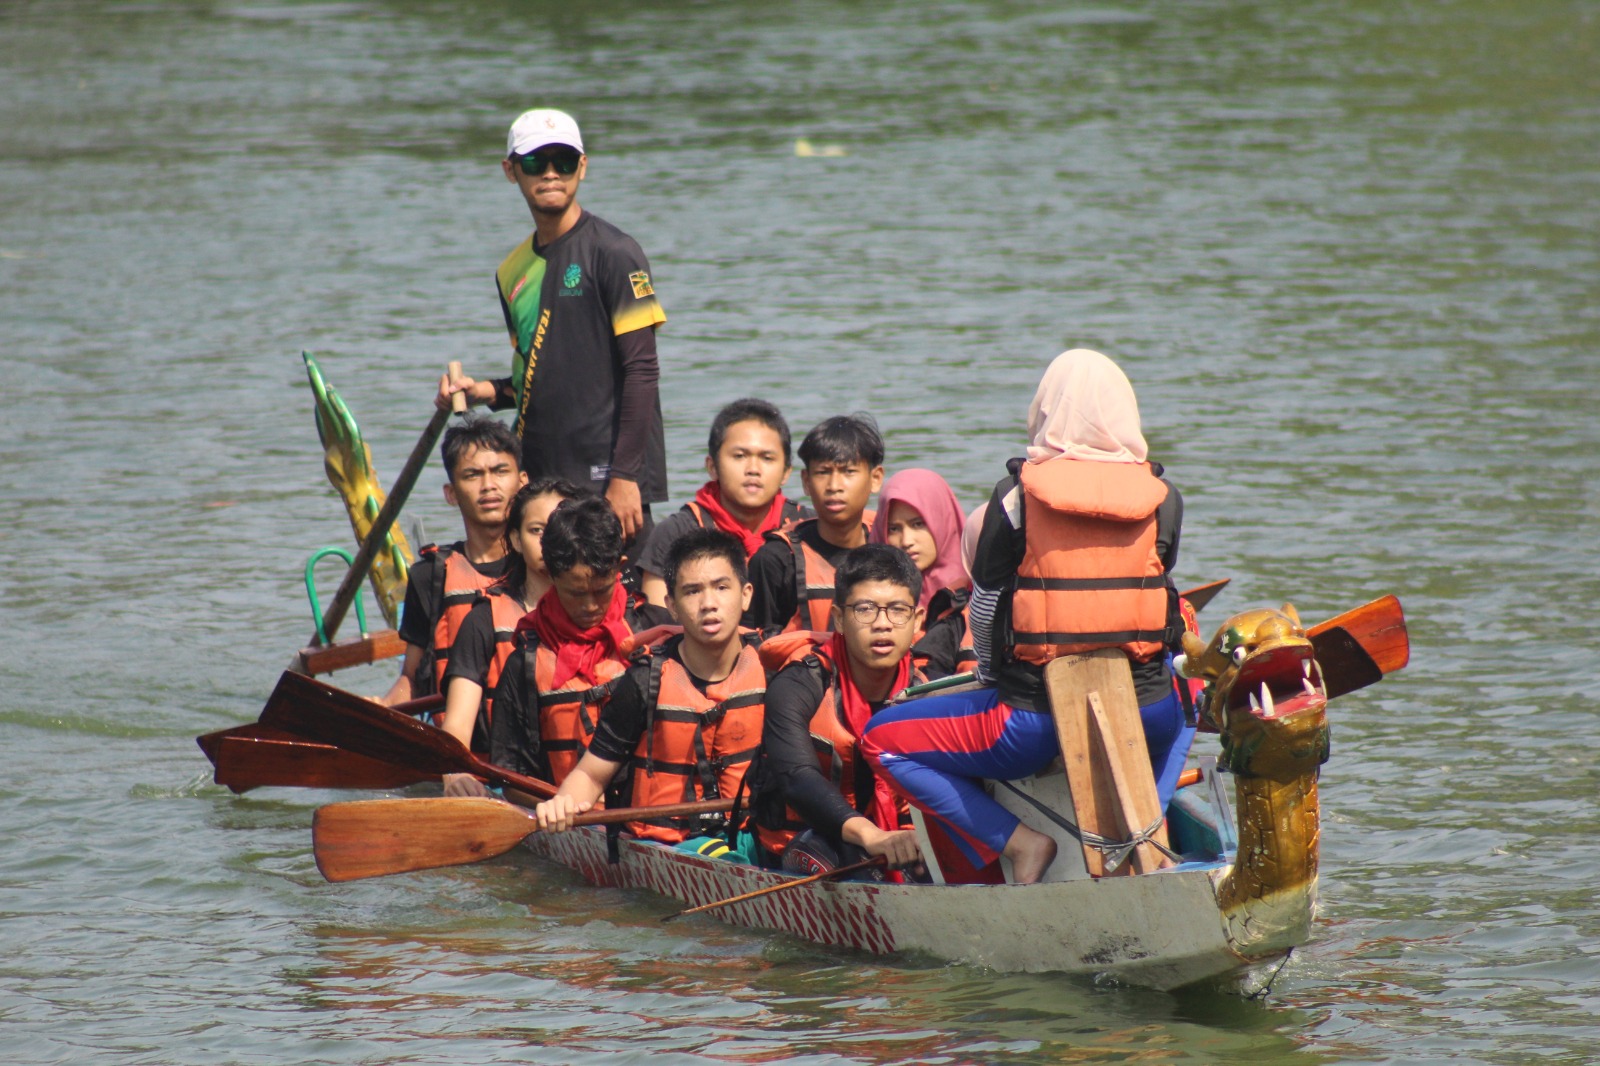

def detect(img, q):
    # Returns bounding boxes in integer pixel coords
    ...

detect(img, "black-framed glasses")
[514,147,582,176]
[844,601,916,627]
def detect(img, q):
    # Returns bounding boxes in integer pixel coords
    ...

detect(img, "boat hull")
[526,827,1267,990]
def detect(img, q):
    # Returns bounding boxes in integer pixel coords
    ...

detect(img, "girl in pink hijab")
[861,350,1191,884]
[870,469,974,679]
[870,469,968,609]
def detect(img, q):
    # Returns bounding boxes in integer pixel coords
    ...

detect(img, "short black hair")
[440,416,521,481]
[540,496,622,579]
[499,478,589,589]
[833,543,921,607]
[662,529,748,596]
[797,413,884,470]
[708,398,792,467]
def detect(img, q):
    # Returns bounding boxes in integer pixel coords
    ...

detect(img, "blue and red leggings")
[860,681,1194,867]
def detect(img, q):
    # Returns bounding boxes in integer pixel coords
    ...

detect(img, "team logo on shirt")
[562,263,583,292]
[628,271,654,299]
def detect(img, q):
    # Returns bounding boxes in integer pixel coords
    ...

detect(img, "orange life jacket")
[529,639,631,786]
[752,634,921,858]
[437,587,529,752]
[1010,458,1171,665]
[425,544,505,690]
[625,636,767,844]
[478,587,529,728]
[953,599,977,674]
[763,519,869,633]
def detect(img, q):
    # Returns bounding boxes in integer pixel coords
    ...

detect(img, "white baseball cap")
[506,109,584,156]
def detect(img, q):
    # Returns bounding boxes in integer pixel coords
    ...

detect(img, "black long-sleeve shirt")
[756,660,886,842]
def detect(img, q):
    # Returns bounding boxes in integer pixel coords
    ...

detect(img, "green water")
[3,1,1597,1061]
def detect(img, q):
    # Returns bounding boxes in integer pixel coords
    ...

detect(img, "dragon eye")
[1231,645,1249,664]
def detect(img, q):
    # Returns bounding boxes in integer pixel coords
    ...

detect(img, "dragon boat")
[512,598,1361,989]
[225,356,1409,990]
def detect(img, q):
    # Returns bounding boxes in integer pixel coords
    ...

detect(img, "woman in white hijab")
[860,350,1191,884]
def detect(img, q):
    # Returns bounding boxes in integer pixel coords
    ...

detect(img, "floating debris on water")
[794,138,847,158]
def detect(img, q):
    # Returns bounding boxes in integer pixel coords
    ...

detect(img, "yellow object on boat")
[303,352,413,628]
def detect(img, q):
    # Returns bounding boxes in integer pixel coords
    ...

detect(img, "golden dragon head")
[1179,604,1329,780]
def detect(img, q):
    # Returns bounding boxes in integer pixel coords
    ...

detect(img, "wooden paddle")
[1047,649,1168,877]
[198,693,445,792]
[1085,690,1168,874]
[258,671,559,799]
[312,795,735,882]
[661,855,886,923]
[1307,594,1408,699]
[214,733,433,794]
[1181,578,1229,613]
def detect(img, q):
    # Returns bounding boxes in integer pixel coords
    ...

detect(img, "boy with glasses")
[441,108,668,563]
[749,544,926,873]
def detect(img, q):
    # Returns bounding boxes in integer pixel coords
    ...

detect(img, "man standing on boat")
[441,108,668,556]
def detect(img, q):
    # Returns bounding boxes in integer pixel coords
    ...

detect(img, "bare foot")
[1002,823,1057,884]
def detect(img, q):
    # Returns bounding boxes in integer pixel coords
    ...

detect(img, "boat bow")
[1182,605,1330,957]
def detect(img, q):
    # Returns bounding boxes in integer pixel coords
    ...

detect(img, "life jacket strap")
[1014,575,1167,591]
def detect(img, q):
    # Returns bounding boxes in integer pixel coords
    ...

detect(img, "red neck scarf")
[519,582,632,688]
[828,632,911,834]
[692,480,788,558]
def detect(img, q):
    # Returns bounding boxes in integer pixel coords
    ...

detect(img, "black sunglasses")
[514,147,582,177]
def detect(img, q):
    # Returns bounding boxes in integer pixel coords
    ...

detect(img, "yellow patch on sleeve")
[613,300,667,337]
[628,270,655,299]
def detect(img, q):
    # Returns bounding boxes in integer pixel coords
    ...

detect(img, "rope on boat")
[995,780,1184,873]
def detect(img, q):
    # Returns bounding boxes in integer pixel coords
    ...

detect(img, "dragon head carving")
[1179,604,1329,780]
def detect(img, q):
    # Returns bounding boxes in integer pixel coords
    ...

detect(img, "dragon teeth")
[1259,682,1275,717]
[1301,659,1312,679]
[1303,677,1319,697]
[1249,691,1261,713]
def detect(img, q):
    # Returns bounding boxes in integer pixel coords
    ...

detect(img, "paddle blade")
[1308,594,1409,698]
[313,797,537,882]
[197,723,306,769]
[215,734,432,794]
[1327,593,1408,674]
[1180,579,1229,613]
[259,671,472,778]
[259,671,559,799]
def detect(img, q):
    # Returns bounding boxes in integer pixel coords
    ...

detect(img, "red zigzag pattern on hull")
[529,827,898,954]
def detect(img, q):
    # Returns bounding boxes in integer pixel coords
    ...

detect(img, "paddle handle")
[565,796,735,829]
[391,693,444,717]
[467,756,559,800]
[448,361,468,414]
[313,399,452,646]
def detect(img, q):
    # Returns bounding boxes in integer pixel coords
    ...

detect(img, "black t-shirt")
[755,659,886,842]
[486,603,674,778]
[636,509,704,581]
[971,459,1183,710]
[396,546,512,648]
[743,520,857,633]
[489,211,668,502]
[637,497,811,578]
